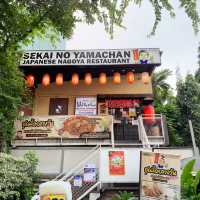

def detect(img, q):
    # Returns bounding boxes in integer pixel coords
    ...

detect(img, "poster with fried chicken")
[15,115,113,139]
[140,151,181,200]
[109,151,125,175]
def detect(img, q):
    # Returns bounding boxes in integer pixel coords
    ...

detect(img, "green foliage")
[111,191,137,200]
[181,159,200,200]
[0,49,26,152]
[152,69,184,146]
[176,74,200,147]
[0,151,39,200]
[152,69,172,105]
[155,101,184,146]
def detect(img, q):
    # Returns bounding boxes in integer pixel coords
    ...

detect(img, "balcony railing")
[13,114,168,147]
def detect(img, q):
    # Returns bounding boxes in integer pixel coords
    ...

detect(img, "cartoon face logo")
[139,50,152,64]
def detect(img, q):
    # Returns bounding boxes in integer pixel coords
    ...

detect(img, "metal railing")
[32,145,101,200]
[140,114,165,146]
[138,116,150,148]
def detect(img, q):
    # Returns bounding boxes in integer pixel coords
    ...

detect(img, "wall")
[11,147,194,178]
[33,75,152,115]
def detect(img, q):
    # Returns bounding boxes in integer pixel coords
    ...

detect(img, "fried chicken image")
[62,116,96,137]
[143,183,163,197]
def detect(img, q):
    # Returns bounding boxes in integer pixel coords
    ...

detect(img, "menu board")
[15,115,113,139]
[75,97,97,116]
[140,151,181,200]
[109,151,125,175]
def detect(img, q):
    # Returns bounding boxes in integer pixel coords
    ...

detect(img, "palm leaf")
[181,159,195,186]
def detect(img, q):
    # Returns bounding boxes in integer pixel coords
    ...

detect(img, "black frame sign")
[20,48,161,66]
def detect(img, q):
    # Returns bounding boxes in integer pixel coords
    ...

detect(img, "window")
[49,98,68,115]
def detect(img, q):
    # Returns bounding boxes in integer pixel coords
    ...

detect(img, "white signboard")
[75,97,97,116]
[20,49,161,66]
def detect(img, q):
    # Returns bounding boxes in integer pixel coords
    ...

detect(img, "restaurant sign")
[75,97,97,116]
[140,151,181,200]
[20,48,161,66]
[15,115,113,139]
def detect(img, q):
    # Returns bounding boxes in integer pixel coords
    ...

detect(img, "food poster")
[109,151,125,175]
[15,115,113,139]
[140,151,181,200]
[83,164,96,183]
[40,194,65,200]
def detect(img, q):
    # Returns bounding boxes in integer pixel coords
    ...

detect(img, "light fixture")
[113,72,121,84]
[42,73,50,86]
[26,74,35,87]
[126,71,134,84]
[99,73,107,84]
[55,73,63,86]
[141,72,150,84]
[71,73,79,85]
[84,73,92,85]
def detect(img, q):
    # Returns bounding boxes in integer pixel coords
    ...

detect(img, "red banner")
[105,99,140,108]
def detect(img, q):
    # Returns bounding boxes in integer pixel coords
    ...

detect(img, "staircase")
[32,145,101,200]
[31,118,152,200]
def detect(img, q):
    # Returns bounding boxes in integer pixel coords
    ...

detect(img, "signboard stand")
[140,151,181,200]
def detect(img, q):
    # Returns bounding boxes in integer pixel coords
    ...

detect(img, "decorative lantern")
[143,104,155,125]
[26,74,34,87]
[113,72,121,84]
[126,71,134,84]
[56,73,63,86]
[84,73,92,85]
[99,73,107,84]
[42,73,50,86]
[71,73,79,85]
[141,72,150,84]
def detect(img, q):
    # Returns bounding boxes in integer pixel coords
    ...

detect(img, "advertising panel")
[109,151,125,175]
[75,97,97,116]
[15,115,113,139]
[20,48,161,66]
[83,164,96,183]
[73,175,82,187]
[140,151,181,200]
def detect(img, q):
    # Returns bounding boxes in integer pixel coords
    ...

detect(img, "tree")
[195,43,200,82]
[176,74,200,147]
[0,0,199,151]
[0,151,38,200]
[152,69,173,106]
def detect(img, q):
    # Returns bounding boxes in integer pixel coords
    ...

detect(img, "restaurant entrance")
[97,96,142,143]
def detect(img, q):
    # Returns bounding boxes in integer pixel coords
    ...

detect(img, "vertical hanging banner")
[140,151,181,200]
[109,151,125,175]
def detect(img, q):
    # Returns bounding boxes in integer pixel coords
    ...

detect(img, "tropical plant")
[155,100,184,146]
[176,74,200,148]
[181,159,200,200]
[0,151,39,200]
[152,69,173,106]
[111,191,137,200]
